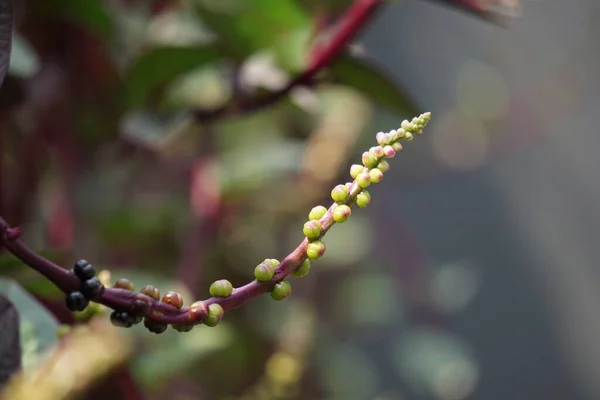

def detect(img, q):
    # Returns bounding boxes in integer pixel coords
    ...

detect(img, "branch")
[193,0,384,121]
[0,113,431,330]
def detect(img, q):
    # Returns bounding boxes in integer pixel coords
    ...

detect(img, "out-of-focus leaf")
[330,54,420,117]
[125,45,222,108]
[0,295,20,386]
[0,279,59,371]
[191,0,310,70]
[8,34,39,79]
[0,0,12,88]
[54,0,112,38]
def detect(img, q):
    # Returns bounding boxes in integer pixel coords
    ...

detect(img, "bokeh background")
[1,0,599,399]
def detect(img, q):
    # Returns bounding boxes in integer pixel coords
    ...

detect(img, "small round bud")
[416,129,423,135]
[209,279,233,298]
[307,240,326,260]
[189,301,208,321]
[382,145,395,158]
[292,259,311,278]
[140,285,160,301]
[162,291,184,308]
[303,220,322,240]
[331,184,349,203]
[350,164,364,179]
[401,120,410,130]
[369,168,384,183]
[81,277,105,300]
[356,191,371,208]
[362,151,379,168]
[404,132,414,141]
[332,205,351,223]
[204,303,224,327]
[377,132,392,145]
[172,324,194,332]
[375,131,386,144]
[144,318,168,334]
[410,123,419,132]
[270,280,292,300]
[377,160,390,173]
[356,172,371,188]
[254,262,275,282]
[391,142,403,152]
[394,128,405,139]
[114,278,135,291]
[65,291,89,312]
[370,146,385,158]
[110,311,135,328]
[309,205,327,221]
[73,259,95,281]
[264,258,280,267]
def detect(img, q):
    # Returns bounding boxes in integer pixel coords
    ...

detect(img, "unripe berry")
[162,291,184,308]
[65,291,89,312]
[391,142,403,152]
[81,277,105,300]
[369,168,384,183]
[306,240,326,260]
[350,164,364,179]
[270,280,292,300]
[209,279,233,297]
[204,303,224,327]
[144,318,167,334]
[172,324,194,332]
[254,262,275,282]
[356,172,371,188]
[377,160,390,173]
[356,190,371,208]
[404,132,414,141]
[332,205,351,223]
[362,151,379,168]
[309,205,327,221]
[370,146,384,158]
[73,259,95,281]
[382,145,395,158]
[331,184,349,203]
[264,258,280,267]
[303,220,322,239]
[140,285,160,300]
[189,301,208,321]
[114,278,135,291]
[292,259,311,278]
[110,311,135,328]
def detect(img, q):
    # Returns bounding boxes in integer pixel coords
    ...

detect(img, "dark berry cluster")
[65,259,105,312]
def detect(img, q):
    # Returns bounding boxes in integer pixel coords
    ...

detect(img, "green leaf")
[191,0,310,70]
[50,0,112,38]
[0,278,60,371]
[330,54,420,117]
[125,45,223,108]
[0,0,13,88]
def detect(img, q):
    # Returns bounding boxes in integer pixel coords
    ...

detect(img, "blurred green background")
[1,0,599,399]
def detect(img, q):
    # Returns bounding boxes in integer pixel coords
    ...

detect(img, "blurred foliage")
[0,0,504,398]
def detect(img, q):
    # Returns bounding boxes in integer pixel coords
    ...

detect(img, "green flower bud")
[307,240,326,260]
[209,279,233,298]
[350,164,365,179]
[114,278,135,291]
[370,146,385,158]
[356,191,371,208]
[331,184,349,203]
[377,160,390,173]
[162,291,184,308]
[377,132,392,145]
[391,142,403,152]
[362,151,379,168]
[204,303,224,327]
[404,132,414,141]
[140,285,160,301]
[401,120,411,130]
[394,128,405,139]
[332,205,351,223]
[309,205,328,221]
[270,280,292,300]
[356,172,371,188]
[303,220,322,239]
[292,259,311,278]
[264,258,280,267]
[254,262,275,282]
[189,301,208,321]
[369,168,384,183]
[409,123,419,132]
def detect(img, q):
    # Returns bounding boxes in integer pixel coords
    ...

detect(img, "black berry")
[144,318,167,334]
[73,259,96,281]
[65,291,89,312]
[110,311,135,328]
[81,277,105,300]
